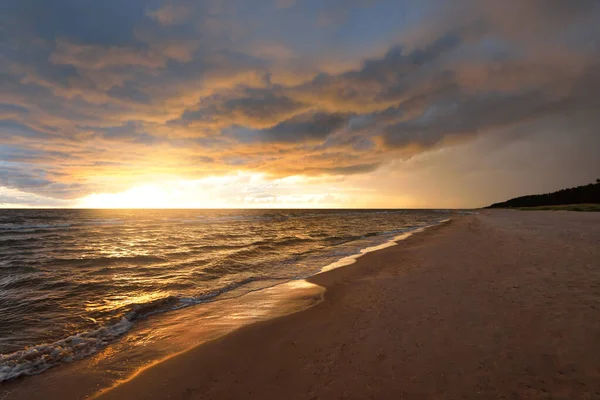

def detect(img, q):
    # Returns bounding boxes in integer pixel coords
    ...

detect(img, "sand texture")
[92,210,600,399]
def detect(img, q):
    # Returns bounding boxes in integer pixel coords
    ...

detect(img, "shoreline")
[97,210,600,399]
[3,210,600,398]
[0,218,451,399]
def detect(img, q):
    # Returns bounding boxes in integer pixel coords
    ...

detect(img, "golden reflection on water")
[87,279,325,399]
[85,292,169,313]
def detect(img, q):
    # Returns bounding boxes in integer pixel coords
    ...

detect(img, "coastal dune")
[96,210,600,399]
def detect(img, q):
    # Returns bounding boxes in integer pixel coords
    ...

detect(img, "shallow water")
[0,209,451,381]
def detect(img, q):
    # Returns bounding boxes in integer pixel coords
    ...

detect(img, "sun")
[77,184,175,208]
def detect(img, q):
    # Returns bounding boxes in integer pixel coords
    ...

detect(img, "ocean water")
[0,209,451,381]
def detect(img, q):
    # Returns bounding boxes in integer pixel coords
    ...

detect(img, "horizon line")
[0,207,471,211]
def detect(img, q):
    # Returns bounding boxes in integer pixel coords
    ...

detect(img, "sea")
[0,209,452,382]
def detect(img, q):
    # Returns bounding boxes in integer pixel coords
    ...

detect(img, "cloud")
[175,87,307,129]
[257,111,350,143]
[0,120,51,139]
[92,121,160,145]
[0,187,73,208]
[288,34,461,113]
[477,0,600,43]
[316,0,381,27]
[147,3,191,26]
[0,161,86,199]
[50,39,167,70]
[304,162,381,176]
[0,104,29,119]
[1,0,599,205]
[275,0,296,9]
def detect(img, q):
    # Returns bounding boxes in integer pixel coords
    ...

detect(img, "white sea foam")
[0,318,132,382]
[319,219,450,273]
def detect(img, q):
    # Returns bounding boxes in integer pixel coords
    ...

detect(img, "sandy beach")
[3,210,600,399]
[94,210,600,399]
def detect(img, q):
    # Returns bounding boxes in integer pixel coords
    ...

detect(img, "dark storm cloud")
[383,63,600,150]
[221,111,350,144]
[259,112,350,143]
[289,33,460,110]
[176,87,306,128]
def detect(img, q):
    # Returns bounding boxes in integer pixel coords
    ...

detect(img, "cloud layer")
[1,0,599,206]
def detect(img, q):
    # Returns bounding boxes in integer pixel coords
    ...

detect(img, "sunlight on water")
[85,292,170,314]
[0,209,452,381]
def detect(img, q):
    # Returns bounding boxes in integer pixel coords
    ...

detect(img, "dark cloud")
[94,121,159,145]
[0,120,51,139]
[288,34,461,114]
[176,87,306,128]
[4,0,158,46]
[259,111,350,143]
[220,111,351,145]
[475,0,600,43]
[383,63,600,150]
[221,91,304,125]
[302,162,381,176]
[358,34,460,85]
[0,162,86,199]
[0,103,29,116]
[107,84,152,104]
[0,146,70,163]
[315,0,381,27]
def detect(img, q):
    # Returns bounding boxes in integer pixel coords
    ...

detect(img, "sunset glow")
[1,0,599,208]
[1,2,600,395]
[76,174,358,209]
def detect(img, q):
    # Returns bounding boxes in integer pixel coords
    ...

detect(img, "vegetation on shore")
[516,204,600,212]
[489,180,600,210]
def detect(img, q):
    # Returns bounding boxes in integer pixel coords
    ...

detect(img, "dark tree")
[488,181,600,208]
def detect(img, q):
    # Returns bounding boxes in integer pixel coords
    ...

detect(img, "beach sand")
[3,210,600,399]
[93,210,600,399]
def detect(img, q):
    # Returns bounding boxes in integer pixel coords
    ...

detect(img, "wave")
[318,219,449,273]
[51,255,168,267]
[159,210,411,225]
[166,237,319,262]
[124,296,180,320]
[0,223,72,231]
[0,219,124,235]
[79,218,123,226]
[0,273,48,290]
[0,318,133,382]
[0,223,72,233]
[180,276,292,305]
[0,275,291,382]
[0,237,41,246]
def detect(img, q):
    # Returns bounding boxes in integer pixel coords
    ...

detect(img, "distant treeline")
[488,180,600,208]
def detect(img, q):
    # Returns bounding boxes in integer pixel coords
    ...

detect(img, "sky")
[1,0,599,208]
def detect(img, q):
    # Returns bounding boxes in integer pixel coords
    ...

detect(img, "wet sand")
[92,210,600,399]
